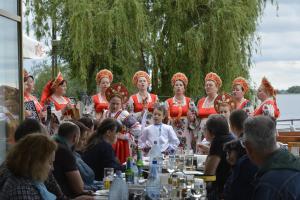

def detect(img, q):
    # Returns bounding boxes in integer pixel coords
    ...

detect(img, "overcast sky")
[251,0,300,90]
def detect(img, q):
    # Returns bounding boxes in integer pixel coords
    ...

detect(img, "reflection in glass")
[0,0,18,15]
[0,16,20,164]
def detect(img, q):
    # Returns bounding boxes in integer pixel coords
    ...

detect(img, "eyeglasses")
[239,137,246,148]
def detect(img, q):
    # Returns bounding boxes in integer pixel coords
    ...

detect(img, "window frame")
[0,0,23,120]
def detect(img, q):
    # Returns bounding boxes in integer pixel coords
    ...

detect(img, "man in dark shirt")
[243,116,300,200]
[53,121,86,198]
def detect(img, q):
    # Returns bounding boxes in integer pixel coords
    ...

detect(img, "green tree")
[287,86,300,94]
[25,0,273,98]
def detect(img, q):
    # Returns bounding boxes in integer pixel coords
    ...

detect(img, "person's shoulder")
[55,143,74,159]
[1,175,38,194]
[163,123,173,130]
[144,125,153,131]
[261,169,300,184]
[221,134,235,143]
[166,98,173,104]
[94,140,113,151]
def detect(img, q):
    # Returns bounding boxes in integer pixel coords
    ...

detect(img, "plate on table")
[183,170,204,176]
[143,156,150,167]
[94,189,109,196]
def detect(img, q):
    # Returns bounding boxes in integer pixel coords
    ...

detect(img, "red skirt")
[112,138,130,164]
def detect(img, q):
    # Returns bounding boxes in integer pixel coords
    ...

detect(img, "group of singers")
[23,69,280,163]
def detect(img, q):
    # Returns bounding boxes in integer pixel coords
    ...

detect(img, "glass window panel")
[0,16,20,164]
[0,0,18,15]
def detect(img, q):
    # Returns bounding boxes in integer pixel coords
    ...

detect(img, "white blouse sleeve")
[138,127,149,149]
[167,125,180,150]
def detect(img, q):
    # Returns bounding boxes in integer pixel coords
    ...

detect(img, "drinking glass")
[185,152,194,170]
[167,154,176,173]
[176,154,185,171]
[104,168,114,178]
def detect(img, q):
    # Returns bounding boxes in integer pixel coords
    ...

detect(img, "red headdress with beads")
[40,72,65,106]
[132,71,151,86]
[205,72,222,88]
[96,69,113,84]
[214,92,236,113]
[261,77,276,97]
[171,72,188,87]
[105,83,129,103]
[232,77,249,93]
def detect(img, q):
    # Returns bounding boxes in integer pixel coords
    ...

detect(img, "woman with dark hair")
[203,114,234,200]
[101,83,141,164]
[40,72,74,121]
[82,118,123,181]
[78,117,94,137]
[23,70,45,119]
[14,118,45,142]
[69,120,102,191]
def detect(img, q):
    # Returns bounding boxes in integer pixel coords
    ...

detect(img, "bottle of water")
[132,162,139,184]
[108,171,128,200]
[148,141,163,172]
[146,160,161,200]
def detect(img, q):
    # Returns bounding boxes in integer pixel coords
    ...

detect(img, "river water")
[276,94,300,129]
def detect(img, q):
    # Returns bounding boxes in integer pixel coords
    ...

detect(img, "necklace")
[174,96,185,105]
[204,95,216,108]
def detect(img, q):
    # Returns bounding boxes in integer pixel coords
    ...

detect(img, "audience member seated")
[83,118,123,181]
[223,140,257,200]
[72,120,101,191]
[0,134,57,200]
[53,122,90,198]
[243,116,300,199]
[78,116,95,138]
[229,109,248,138]
[0,118,70,200]
[222,110,258,200]
[203,114,234,200]
[14,118,46,141]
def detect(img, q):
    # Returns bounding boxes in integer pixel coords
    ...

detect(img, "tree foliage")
[287,86,300,94]
[25,0,272,98]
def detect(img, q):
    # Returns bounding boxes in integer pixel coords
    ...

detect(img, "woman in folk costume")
[197,72,222,119]
[128,71,158,125]
[40,72,73,121]
[23,70,44,119]
[165,72,199,150]
[103,83,141,164]
[197,72,221,135]
[254,77,280,119]
[92,69,113,120]
[198,92,236,154]
[214,92,236,123]
[232,77,254,115]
